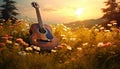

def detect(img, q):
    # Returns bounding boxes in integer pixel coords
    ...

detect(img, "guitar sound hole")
[39,28,46,33]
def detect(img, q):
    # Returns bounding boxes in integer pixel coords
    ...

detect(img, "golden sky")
[15,0,113,23]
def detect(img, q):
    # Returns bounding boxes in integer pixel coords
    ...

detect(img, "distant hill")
[64,18,104,28]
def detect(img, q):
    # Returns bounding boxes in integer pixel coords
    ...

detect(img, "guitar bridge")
[37,39,51,42]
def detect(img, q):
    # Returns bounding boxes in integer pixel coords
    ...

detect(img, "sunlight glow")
[75,8,84,18]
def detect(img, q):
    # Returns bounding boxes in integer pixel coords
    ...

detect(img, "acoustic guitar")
[30,2,58,50]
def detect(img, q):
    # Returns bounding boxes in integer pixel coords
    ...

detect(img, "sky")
[0,0,120,24]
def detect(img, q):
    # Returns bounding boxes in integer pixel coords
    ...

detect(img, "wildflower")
[14,43,19,46]
[57,45,64,49]
[6,40,12,44]
[61,34,65,37]
[107,24,112,26]
[35,47,40,51]
[22,42,29,47]
[25,47,33,51]
[1,36,8,40]
[51,49,57,53]
[16,38,29,47]
[113,22,117,25]
[61,43,67,46]
[0,26,3,29]
[104,30,110,32]
[97,42,104,47]
[70,38,76,41]
[77,47,82,51]
[82,43,88,46]
[95,29,99,32]
[100,27,104,30]
[64,61,70,64]
[104,42,112,47]
[3,34,9,37]
[110,20,117,24]
[16,38,24,43]
[62,37,67,40]
[0,43,5,47]
[32,46,40,51]
[97,42,112,47]
[18,51,27,56]
[66,45,72,50]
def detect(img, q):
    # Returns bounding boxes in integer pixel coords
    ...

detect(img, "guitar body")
[30,2,58,50]
[30,24,58,50]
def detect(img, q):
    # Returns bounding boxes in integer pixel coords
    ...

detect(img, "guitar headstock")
[31,2,39,8]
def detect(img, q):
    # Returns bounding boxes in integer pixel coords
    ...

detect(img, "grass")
[0,19,120,69]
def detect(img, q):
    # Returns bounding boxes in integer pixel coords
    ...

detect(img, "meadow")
[0,19,120,69]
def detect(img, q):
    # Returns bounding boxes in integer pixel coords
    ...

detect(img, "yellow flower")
[77,47,82,51]
[82,43,88,46]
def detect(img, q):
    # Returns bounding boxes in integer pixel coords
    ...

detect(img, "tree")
[102,0,120,27]
[0,0,19,21]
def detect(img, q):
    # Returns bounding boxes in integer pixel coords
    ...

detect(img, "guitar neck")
[35,8,43,27]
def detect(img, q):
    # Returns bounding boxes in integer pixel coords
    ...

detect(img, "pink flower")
[16,38,29,47]
[0,26,3,29]
[1,36,8,40]
[22,42,29,47]
[97,42,112,47]
[16,38,24,43]
[0,43,5,47]
[57,45,64,49]
[3,34,9,37]
[104,42,112,47]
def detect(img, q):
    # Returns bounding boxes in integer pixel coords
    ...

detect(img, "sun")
[75,8,84,17]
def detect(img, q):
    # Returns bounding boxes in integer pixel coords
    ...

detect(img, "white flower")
[36,47,40,51]
[104,30,110,32]
[18,51,27,56]
[6,40,12,44]
[97,42,104,47]
[82,43,88,46]
[77,47,82,51]
[100,27,104,30]
[14,43,19,46]
[70,38,76,41]
[51,49,57,53]
[107,24,112,26]
[66,46,72,50]
[33,46,37,49]
[113,23,117,25]
[33,46,40,51]
[95,29,99,32]
[25,47,33,51]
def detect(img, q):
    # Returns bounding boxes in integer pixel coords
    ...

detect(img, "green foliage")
[102,0,120,27]
[0,0,19,21]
